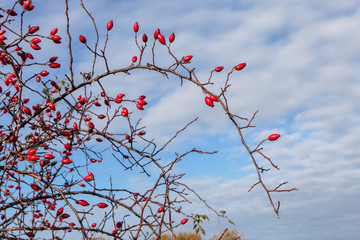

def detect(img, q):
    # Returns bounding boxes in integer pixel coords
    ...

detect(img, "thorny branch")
[0,1,297,239]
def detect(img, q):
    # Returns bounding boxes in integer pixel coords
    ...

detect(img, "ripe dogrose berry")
[77,200,90,206]
[56,207,63,216]
[79,35,86,44]
[268,134,280,141]
[215,66,224,72]
[51,35,61,41]
[23,0,31,10]
[49,56,58,62]
[136,104,144,110]
[157,207,164,213]
[181,218,188,225]
[31,38,41,44]
[30,183,40,191]
[61,158,73,164]
[48,102,55,111]
[43,154,55,159]
[137,100,147,105]
[84,175,93,182]
[107,20,113,31]
[209,95,218,102]
[88,122,94,129]
[116,221,122,228]
[64,143,72,151]
[49,63,60,68]
[142,34,148,43]
[23,107,32,115]
[50,28,58,35]
[235,63,246,71]
[182,55,192,62]
[169,33,175,43]
[28,26,39,34]
[204,96,214,107]
[132,56,137,62]
[98,202,108,208]
[133,22,139,32]
[27,53,34,59]
[121,107,128,117]
[28,155,39,162]
[154,29,160,39]
[6,9,17,16]
[158,34,166,45]
[28,149,36,155]
[30,43,40,50]
[40,70,49,77]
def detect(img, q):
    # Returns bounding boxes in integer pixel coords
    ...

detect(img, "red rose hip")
[158,34,166,45]
[142,34,148,43]
[215,66,224,72]
[79,35,87,44]
[133,22,139,32]
[40,70,49,77]
[50,28,58,35]
[205,96,214,107]
[169,33,175,43]
[235,63,246,71]
[209,95,218,102]
[181,218,188,225]
[182,55,192,62]
[157,207,164,213]
[154,29,160,39]
[98,202,108,208]
[268,134,280,141]
[107,20,113,31]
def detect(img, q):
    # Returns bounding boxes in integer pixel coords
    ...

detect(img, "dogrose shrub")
[0,1,297,239]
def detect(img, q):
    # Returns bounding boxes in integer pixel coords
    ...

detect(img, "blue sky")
[4,0,360,239]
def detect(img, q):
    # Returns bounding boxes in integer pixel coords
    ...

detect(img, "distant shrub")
[150,229,243,240]
[153,232,203,240]
[208,229,243,240]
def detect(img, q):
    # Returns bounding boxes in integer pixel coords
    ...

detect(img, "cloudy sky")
[10,0,360,239]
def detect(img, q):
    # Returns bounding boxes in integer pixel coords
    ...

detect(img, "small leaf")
[25,133,33,141]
